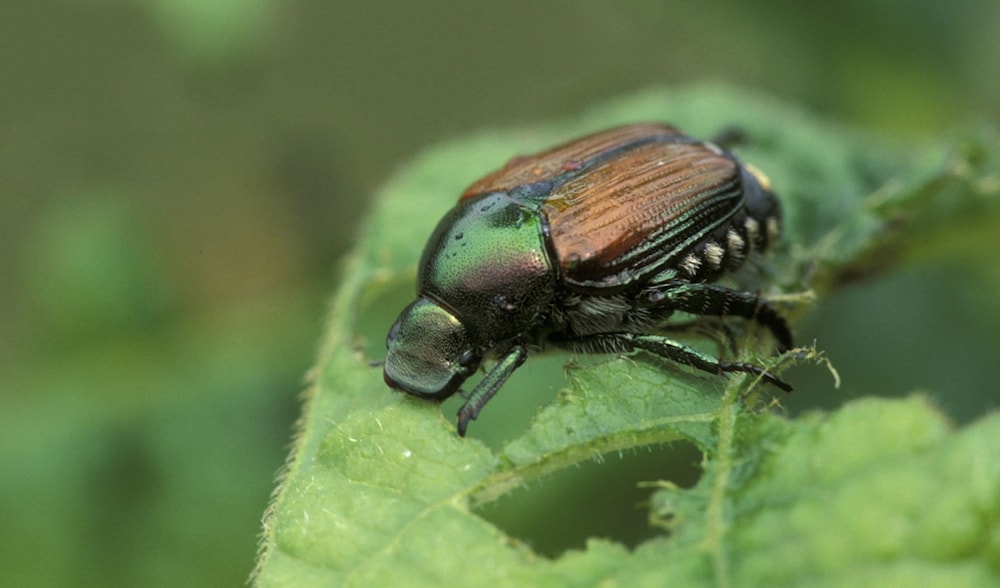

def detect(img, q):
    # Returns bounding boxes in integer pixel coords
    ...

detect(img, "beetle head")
[384,297,481,399]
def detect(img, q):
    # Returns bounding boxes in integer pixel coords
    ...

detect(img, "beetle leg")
[456,345,528,436]
[644,283,792,351]
[554,332,791,392]
[659,317,740,357]
[708,126,747,150]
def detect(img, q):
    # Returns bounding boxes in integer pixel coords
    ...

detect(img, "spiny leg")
[659,317,740,357]
[553,331,791,392]
[644,282,793,351]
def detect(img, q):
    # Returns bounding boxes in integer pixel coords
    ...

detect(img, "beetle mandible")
[383,123,793,435]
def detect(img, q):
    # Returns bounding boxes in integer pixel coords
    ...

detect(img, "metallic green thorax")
[418,192,557,346]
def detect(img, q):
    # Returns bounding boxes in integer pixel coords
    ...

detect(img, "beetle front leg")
[554,332,791,392]
[645,283,793,351]
[456,345,528,436]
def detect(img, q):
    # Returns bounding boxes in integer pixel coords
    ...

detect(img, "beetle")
[383,123,793,436]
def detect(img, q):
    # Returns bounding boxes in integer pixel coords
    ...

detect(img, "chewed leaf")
[254,85,1000,587]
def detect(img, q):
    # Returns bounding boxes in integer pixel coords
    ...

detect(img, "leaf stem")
[704,379,741,588]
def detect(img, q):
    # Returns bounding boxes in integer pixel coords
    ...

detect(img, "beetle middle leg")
[644,282,793,351]
[553,332,791,392]
[659,317,740,357]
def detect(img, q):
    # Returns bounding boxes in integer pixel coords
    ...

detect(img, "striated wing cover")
[459,124,746,291]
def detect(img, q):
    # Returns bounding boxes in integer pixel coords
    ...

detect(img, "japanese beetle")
[384,123,793,436]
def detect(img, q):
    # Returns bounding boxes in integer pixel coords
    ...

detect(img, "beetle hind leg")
[644,282,793,351]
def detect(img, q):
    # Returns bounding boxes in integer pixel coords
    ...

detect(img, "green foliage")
[254,86,1000,586]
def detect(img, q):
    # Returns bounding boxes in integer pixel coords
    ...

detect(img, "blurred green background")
[2,1,998,586]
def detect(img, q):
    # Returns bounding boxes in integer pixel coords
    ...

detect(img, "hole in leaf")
[474,441,703,558]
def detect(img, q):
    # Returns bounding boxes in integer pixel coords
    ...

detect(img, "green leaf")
[645,396,1000,586]
[253,85,1000,586]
